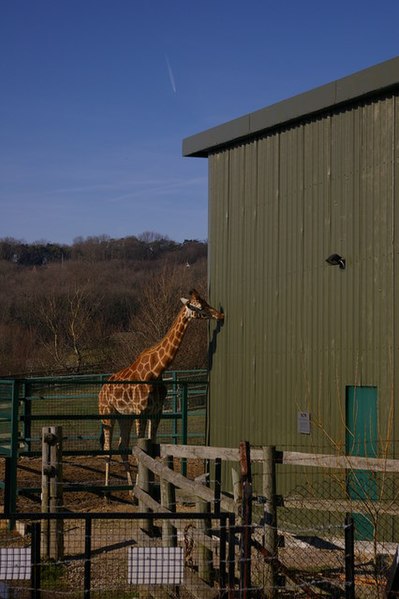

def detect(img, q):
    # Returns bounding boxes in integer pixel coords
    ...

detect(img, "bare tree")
[34,281,103,372]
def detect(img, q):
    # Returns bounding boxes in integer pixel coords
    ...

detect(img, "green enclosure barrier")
[0,370,208,513]
[0,380,14,456]
[20,369,207,455]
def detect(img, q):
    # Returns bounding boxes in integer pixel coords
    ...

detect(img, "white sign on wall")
[298,411,311,435]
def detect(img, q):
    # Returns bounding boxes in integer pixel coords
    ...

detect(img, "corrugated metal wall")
[208,93,398,455]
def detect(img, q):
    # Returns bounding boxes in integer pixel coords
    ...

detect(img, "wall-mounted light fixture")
[326,254,346,270]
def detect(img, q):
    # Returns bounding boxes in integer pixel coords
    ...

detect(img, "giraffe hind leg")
[148,383,167,441]
[148,412,161,442]
[135,414,148,439]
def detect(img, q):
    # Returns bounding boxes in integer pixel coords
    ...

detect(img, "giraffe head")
[181,289,224,321]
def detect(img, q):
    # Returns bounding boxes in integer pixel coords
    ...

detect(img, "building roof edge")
[183,56,399,158]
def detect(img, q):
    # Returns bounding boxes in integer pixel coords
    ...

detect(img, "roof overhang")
[183,56,399,158]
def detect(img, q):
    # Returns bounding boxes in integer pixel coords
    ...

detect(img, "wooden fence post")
[160,454,176,547]
[263,445,278,598]
[41,426,64,560]
[239,441,252,598]
[196,474,214,585]
[137,438,154,536]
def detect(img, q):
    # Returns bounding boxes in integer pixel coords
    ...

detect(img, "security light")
[326,254,346,270]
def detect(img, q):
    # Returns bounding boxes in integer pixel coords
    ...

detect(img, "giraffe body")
[98,289,224,493]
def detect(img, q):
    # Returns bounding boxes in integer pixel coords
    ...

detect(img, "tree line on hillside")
[0,232,206,266]
[0,233,209,378]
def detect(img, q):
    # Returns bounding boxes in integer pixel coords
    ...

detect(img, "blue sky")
[1,1,398,245]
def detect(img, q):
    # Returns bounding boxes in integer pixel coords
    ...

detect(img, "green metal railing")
[0,369,208,514]
[0,379,20,518]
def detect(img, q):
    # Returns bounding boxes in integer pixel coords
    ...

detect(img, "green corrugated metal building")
[183,57,399,458]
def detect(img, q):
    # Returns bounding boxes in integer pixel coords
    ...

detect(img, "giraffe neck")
[132,306,190,379]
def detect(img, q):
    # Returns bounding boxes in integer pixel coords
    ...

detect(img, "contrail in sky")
[165,54,177,94]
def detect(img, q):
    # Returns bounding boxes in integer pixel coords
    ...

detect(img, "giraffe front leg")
[101,421,113,502]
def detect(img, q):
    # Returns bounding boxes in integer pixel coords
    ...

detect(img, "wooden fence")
[133,441,399,598]
[137,442,399,516]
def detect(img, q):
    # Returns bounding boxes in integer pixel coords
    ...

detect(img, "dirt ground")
[0,454,205,513]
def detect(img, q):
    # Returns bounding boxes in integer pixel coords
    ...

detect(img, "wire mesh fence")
[249,520,349,597]
[0,511,233,599]
[249,451,399,598]
[2,458,399,596]
[272,483,397,597]
[0,510,390,598]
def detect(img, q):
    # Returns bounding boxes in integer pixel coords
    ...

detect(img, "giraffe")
[98,288,224,493]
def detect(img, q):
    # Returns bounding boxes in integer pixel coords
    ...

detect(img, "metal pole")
[228,513,236,597]
[345,514,355,599]
[214,457,221,516]
[172,371,178,443]
[5,380,20,523]
[84,515,92,599]
[219,513,227,593]
[181,384,188,476]
[263,445,278,597]
[31,521,41,599]
[23,381,32,453]
[239,441,252,598]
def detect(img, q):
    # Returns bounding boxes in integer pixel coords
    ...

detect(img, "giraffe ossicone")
[98,288,224,496]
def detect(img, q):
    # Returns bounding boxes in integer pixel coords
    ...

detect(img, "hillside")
[0,234,208,377]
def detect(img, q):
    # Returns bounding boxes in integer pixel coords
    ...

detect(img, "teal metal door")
[346,386,377,540]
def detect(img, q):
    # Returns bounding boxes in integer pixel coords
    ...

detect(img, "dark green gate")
[0,380,22,516]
